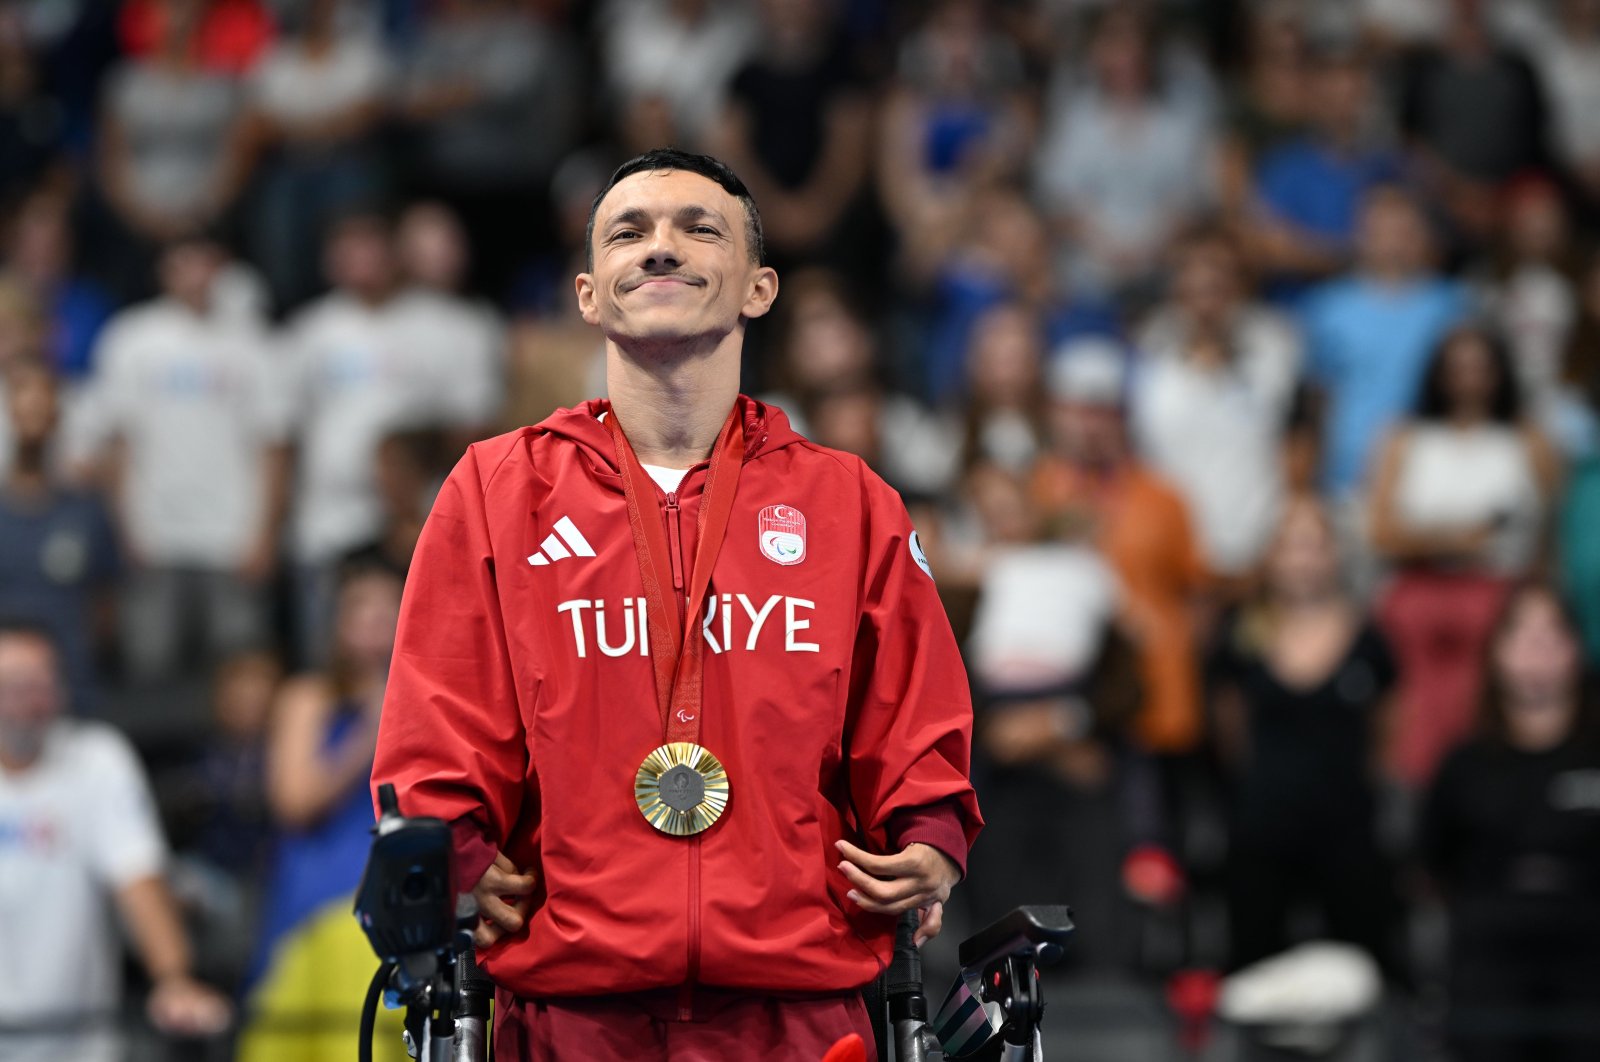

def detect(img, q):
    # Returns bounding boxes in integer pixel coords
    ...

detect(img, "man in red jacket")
[372,149,982,1060]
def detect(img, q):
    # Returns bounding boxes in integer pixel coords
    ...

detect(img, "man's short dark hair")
[585,149,765,271]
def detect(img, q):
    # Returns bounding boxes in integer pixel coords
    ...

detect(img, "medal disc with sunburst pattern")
[634,742,730,836]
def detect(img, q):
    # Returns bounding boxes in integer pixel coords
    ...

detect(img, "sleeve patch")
[909,530,934,581]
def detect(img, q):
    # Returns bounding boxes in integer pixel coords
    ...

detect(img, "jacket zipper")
[664,492,685,605]
[663,491,700,1018]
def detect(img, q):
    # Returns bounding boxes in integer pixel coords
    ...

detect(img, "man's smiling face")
[576,169,776,346]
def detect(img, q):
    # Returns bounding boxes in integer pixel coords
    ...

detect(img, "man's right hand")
[472,852,538,949]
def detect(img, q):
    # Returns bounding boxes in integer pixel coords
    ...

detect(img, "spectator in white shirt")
[1133,229,1303,585]
[0,621,230,1061]
[1368,323,1559,786]
[1033,8,1217,302]
[598,0,756,147]
[93,0,254,301]
[245,0,391,310]
[85,236,290,684]
[284,210,494,664]
[395,200,505,443]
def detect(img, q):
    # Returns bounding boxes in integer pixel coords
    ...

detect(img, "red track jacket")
[372,396,982,999]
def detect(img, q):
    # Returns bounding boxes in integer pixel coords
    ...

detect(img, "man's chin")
[604,314,726,350]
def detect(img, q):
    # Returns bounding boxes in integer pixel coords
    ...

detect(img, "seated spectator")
[93,0,255,300]
[1421,583,1600,1061]
[1247,41,1402,295]
[1033,7,1217,303]
[1133,229,1303,585]
[1370,324,1559,786]
[1031,341,1208,756]
[82,234,289,684]
[237,558,404,1061]
[1479,176,1589,455]
[0,358,118,710]
[0,622,231,1060]
[1211,496,1398,973]
[2,190,115,383]
[245,0,390,310]
[1398,0,1550,244]
[708,0,872,275]
[597,0,755,147]
[1300,184,1470,500]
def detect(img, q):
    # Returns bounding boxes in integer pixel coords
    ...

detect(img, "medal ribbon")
[605,402,745,745]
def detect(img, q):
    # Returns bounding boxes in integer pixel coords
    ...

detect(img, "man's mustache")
[623,272,704,292]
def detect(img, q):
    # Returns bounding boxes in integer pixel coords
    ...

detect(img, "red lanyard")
[604,403,745,744]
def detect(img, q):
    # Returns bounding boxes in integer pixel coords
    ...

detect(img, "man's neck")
[605,336,741,468]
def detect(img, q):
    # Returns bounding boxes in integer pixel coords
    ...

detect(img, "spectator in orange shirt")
[1031,339,1209,755]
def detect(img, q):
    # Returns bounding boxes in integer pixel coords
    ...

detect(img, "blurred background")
[1,0,1600,1059]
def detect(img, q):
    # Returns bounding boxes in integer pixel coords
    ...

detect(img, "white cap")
[1047,337,1126,406]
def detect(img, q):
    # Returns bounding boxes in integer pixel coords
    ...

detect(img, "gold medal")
[634,742,730,836]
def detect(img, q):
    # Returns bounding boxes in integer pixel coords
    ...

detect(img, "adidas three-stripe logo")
[527,516,596,566]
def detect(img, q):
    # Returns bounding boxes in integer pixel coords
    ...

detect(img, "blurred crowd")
[2,0,1600,1059]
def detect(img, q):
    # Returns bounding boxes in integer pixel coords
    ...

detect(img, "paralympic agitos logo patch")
[757,504,807,566]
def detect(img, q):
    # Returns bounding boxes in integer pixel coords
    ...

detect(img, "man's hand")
[146,975,232,1038]
[472,851,538,949]
[835,840,960,947]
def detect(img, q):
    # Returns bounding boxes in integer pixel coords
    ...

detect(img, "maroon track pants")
[492,985,878,1061]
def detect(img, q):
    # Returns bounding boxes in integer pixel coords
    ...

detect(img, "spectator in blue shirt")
[3,192,115,381]
[1301,185,1470,497]
[922,187,1119,404]
[1250,43,1403,297]
[0,358,119,708]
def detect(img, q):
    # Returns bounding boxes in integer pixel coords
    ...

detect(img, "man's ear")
[574,273,601,326]
[740,266,779,321]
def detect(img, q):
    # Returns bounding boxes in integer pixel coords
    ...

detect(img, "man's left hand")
[835,840,960,947]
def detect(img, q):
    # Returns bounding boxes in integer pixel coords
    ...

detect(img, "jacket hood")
[530,394,807,477]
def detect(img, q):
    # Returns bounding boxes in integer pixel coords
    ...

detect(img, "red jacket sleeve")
[372,441,528,877]
[845,466,982,869]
